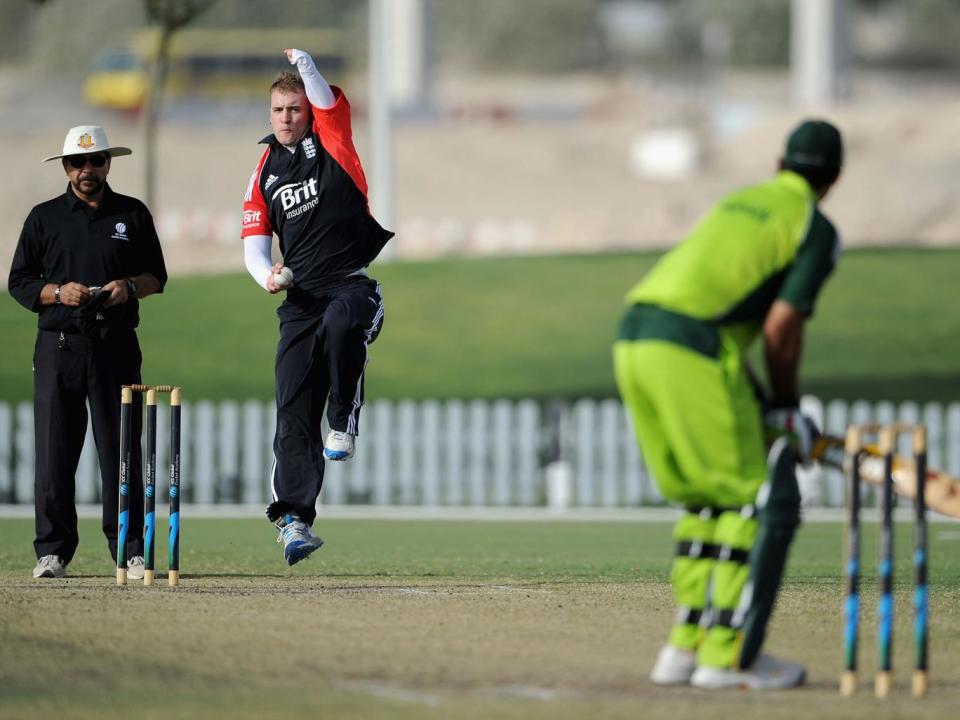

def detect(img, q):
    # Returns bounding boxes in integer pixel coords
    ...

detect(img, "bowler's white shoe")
[650,645,697,686]
[276,514,325,566]
[691,653,806,690]
[126,555,145,580]
[33,555,67,579]
[323,430,355,461]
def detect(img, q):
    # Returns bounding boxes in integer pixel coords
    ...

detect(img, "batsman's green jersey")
[613,170,839,667]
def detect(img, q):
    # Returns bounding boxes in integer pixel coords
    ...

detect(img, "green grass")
[1,517,959,719]
[2,249,959,403]
[1,516,956,585]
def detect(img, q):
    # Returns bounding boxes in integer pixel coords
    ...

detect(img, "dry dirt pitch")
[1,516,957,719]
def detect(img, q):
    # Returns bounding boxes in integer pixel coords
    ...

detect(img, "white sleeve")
[289,48,336,109]
[244,235,274,290]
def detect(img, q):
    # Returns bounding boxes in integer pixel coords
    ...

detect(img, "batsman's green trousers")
[614,313,767,669]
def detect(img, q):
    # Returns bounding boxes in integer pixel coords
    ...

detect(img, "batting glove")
[764,408,821,466]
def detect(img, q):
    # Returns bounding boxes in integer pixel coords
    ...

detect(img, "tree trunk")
[143,23,174,211]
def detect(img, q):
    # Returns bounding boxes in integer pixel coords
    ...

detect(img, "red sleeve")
[241,147,272,238]
[311,86,371,201]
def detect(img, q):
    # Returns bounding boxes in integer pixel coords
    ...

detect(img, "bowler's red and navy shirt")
[241,87,393,296]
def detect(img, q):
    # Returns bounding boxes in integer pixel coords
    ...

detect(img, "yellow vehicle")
[84,28,346,110]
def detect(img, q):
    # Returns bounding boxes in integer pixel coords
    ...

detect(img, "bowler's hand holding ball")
[267,264,294,293]
[274,266,294,288]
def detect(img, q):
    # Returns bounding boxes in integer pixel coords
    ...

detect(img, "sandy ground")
[1,576,957,719]
[1,68,958,282]
[2,514,958,719]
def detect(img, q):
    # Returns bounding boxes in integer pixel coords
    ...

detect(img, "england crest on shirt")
[301,137,316,159]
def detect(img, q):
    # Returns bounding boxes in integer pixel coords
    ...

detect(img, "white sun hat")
[42,125,133,162]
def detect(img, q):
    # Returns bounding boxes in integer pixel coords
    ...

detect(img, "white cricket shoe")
[691,653,806,691]
[126,555,145,580]
[323,430,355,461]
[650,645,697,686]
[33,555,67,579]
[276,514,325,566]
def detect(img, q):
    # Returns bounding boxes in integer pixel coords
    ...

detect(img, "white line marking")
[486,584,553,594]
[336,680,442,706]
[493,685,561,701]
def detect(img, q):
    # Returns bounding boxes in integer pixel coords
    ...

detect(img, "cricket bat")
[813,435,960,519]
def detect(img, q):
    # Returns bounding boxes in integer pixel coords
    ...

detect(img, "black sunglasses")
[66,154,108,169]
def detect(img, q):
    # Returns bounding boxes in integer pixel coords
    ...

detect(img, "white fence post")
[421,400,441,507]
[371,399,392,504]
[492,400,512,506]
[15,402,33,503]
[947,403,960,479]
[924,402,944,473]
[573,399,596,507]
[179,402,193,504]
[242,400,265,504]
[516,400,539,506]
[193,401,216,504]
[351,410,372,504]
[444,400,465,505]
[467,400,488,505]
[218,401,240,503]
[397,400,418,504]
[598,399,620,507]
[897,402,920,458]
[0,403,11,502]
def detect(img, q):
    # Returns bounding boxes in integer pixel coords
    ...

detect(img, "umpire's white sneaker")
[650,645,697,685]
[126,556,145,580]
[33,555,67,579]
[277,514,325,566]
[323,430,355,461]
[691,653,806,690]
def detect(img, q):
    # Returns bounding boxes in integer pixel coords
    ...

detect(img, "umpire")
[8,125,167,579]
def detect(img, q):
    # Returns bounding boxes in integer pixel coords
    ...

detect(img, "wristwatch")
[54,285,62,305]
[126,278,138,297]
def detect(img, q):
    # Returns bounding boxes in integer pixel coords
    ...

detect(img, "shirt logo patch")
[301,137,316,159]
[112,222,129,241]
[242,209,263,229]
[264,174,279,191]
[272,178,320,219]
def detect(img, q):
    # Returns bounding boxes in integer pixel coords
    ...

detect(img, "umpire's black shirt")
[8,182,167,334]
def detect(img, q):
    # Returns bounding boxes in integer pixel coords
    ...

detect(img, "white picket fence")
[0,397,958,508]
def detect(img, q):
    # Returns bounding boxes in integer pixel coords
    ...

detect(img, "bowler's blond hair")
[270,71,305,96]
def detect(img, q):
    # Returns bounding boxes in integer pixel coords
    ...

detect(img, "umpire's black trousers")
[270,278,384,525]
[33,328,145,565]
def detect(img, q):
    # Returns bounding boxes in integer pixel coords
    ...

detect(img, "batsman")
[613,120,843,689]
